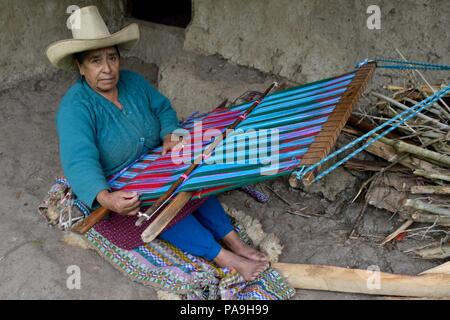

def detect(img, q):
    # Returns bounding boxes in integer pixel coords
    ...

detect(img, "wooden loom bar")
[290,62,376,186]
[71,206,109,234]
[140,191,195,241]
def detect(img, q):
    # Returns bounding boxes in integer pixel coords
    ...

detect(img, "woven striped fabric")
[108,71,357,205]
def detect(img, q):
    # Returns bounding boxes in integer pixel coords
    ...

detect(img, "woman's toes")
[256,262,269,272]
[250,268,266,279]
[258,252,269,262]
[243,247,269,262]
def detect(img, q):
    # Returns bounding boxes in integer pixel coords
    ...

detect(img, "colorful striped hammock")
[72,62,376,240]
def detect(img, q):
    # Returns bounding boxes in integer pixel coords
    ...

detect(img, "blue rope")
[294,165,307,180]
[380,65,450,71]
[376,58,450,70]
[294,84,450,183]
[356,58,450,71]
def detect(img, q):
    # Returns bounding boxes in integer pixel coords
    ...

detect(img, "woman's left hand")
[161,133,182,155]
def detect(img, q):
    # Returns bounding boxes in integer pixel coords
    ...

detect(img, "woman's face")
[76,46,120,93]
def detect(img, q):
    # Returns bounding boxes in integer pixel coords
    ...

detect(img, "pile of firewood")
[344,73,450,260]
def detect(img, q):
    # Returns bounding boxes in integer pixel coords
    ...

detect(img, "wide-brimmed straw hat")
[46,5,139,71]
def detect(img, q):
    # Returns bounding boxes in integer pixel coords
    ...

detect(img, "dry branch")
[273,263,450,298]
[404,199,450,217]
[413,170,450,182]
[380,220,414,246]
[371,92,450,131]
[393,140,450,167]
[366,140,444,177]
[408,212,450,227]
[411,185,450,195]
[414,245,450,260]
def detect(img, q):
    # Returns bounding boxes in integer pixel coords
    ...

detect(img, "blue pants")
[159,195,234,261]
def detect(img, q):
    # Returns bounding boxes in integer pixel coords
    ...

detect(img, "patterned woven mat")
[86,218,295,300]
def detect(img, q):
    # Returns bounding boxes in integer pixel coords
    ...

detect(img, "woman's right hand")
[96,190,141,216]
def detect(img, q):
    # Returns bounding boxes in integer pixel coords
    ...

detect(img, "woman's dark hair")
[74,45,121,64]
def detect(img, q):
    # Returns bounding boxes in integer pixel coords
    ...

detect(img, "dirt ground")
[0,57,441,300]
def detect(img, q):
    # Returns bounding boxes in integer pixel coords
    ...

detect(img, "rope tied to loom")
[293,58,450,184]
[294,83,450,183]
[357,58,450,71]
[295,165,307,181]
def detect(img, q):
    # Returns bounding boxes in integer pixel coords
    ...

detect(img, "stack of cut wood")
[344,79,450,259]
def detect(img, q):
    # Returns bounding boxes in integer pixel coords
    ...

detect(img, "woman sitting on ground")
[46,5,268,281]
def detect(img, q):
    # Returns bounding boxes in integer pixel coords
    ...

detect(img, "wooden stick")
[380,219,414,246]
[366,140,405,163]
[71,206,109,235]
[414,245,450,260]
[347,114,403,141]
[385,85,407,92]
[272,262,450,297]
[404,199,450,217]
[403,97,450,120]
[371,92,450,131]
[403,242,441,254]
[413,169,450,182]
[350,136,443,203]
[411,185,450,195]
[385,104,418,135]
[366,140,444,175]
[141,192,193,243]
[408,212,450,227]
[392,140,450,168]
[419,84,450,97]
[351,134,449,204]
[286,209,312,219]
[419,262,450,275]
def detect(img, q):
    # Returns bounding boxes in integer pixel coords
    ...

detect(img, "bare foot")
[214,248,269,281]
[222,231,269,262]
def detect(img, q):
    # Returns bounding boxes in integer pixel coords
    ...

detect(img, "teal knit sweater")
[56,70,179,208]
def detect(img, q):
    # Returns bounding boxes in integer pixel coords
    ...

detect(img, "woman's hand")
[161,133,182,155]
[96,190,141,216]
